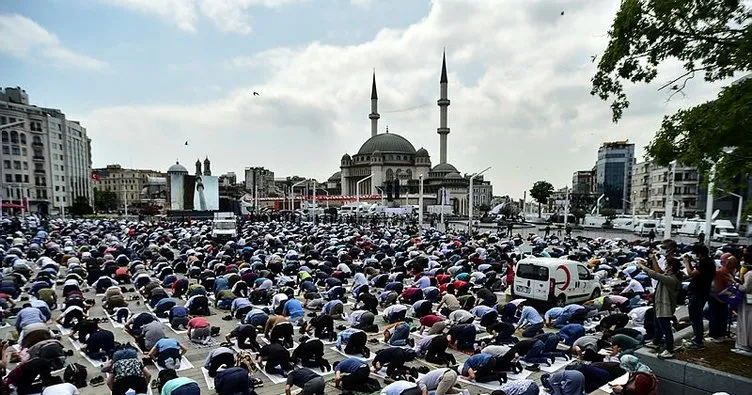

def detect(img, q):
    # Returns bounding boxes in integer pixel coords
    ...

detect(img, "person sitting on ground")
[383,303,408,324]
[157,369,200,395]
[140,319,166,352]
[302,313,335,341]
[70,318,99,342]
[384,320,414,347]
[168,305,190,330]
[291,336,331,372]
[414,334,457,366]
[540,370,586,395]
[82,327,116,362]
[373,347,418,381]
[380,380,427,395]
[231,297,253,319]
[124,311,157,338]
[215,289,236,310]
[148,336,188,370]
[461,352,507,384]
[419,313,448,336]
[446,323,476,352]
[187,316,212,344]
[333,357,371,391]
[204,346,236,377]
[611,355,657,395]
[265,315,294,349]
[336,327,369,357]
[447,309,474,325]
[184,293,210,316]
[515,304,544,337]
[56,304,86,328]
[417,368,461,395]
[257,342,294,377]
[226,323,262,352]
[153,297,177,319]
[107,354,152,395]
[285,367,325,395]
[214,358,257,395]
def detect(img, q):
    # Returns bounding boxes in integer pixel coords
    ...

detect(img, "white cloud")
[100,0,303,34]
[0,14,107,71]
[81,0,732,198]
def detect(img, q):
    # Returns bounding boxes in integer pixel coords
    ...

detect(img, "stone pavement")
[1,279,616,395]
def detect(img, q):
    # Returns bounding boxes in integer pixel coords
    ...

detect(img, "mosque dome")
[341,154,351,161]
[167,161,188,174]
[328,171,341,182]
[357,133,417,155]
[445,172,463,179]
[431,163,458,173]
[416,148,430,157]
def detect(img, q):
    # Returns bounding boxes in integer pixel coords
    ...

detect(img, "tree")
[572,208,587,224]
[478,204,491,216]
[530,181,555,218]
[69,196,93,216]
[94,190,118,212]
[500,202,521,219]
[600,208,618,219]
[592,0,752,209]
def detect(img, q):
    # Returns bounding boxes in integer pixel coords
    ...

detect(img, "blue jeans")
[521,323,544,338]
[652,316,674,352]
[687,293,708,345]
[171,383,201,395]
[389,323,410,346]
[707,297,728,339]
[217,299,232,310]
[523,340,549,364]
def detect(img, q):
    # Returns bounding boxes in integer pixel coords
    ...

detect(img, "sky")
[0,0,736,200]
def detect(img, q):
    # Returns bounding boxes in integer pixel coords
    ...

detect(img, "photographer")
[683,244,716,350]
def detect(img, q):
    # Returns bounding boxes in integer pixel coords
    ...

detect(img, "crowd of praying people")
[0,215,750,395]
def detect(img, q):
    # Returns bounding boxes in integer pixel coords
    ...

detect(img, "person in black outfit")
[354,290,378,314]
[303,314,335,341]
[286,368,325,395]
[486,321,517,345]
[207,349,236,377]
[258,343,294,377]
[291,337,331,371]
[226,324,261,352]
[596,313,630,332]
[372,347,417,380]
[424,335,456,366]
[269,321,295,349]
[684,243,716,349]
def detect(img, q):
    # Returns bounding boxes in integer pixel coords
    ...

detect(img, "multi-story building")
[244,167,275,196]
[219,172,237,187]
[572,170,594,194]
[92,164,167,210]
[631,161,700,217]
[1,87,92,215]
[594,140,635,212]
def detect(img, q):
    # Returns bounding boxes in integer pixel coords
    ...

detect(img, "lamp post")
[418,175,424,229]
[469,166,492,233]
[718,188,744,230]
[663,160,677,239]
[374,186,385,206]
[440,187,446,230]
[316,186,330,209]
[356,174,374,223]
[291,179,307,212]
[703,147,733,242]
[563,186,570,229]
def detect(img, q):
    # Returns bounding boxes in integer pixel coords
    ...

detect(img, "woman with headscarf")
[540,370,586,395]
[611,355,657,395]
[733,247,752,356]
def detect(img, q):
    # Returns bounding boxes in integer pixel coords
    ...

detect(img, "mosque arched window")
[1,131,7,143]
[20,133,26,144]
[406,169,413,180]
[386,169,394,181]
[10,131,18,144]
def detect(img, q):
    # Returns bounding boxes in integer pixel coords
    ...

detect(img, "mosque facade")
[334,52,492,214]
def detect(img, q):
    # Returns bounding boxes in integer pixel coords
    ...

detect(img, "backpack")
[64,363,88,388]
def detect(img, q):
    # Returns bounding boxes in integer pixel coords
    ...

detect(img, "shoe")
[645,343,661,349]
[657,350,674,359]
[407,338,414,347]
[524,364,540,372]
[684,342,705,350]
[711,337,728,344]
[368,338,379,344]
[89,376,105,387]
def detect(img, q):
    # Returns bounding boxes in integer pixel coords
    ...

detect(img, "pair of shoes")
[657,350,674,359]
[89,376,105,387]
[368,338,379,344]
[222,314,233,321]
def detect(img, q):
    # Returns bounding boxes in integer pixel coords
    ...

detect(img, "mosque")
[331,52,493,214]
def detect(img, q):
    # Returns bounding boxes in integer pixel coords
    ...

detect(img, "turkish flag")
[91,172,101,181]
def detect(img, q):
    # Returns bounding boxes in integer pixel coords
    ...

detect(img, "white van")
[711,219,740,243]
[633,220,658,236]
[513,257,601,306]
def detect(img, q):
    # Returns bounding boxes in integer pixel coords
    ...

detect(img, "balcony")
[32,141,43,147]
[34,169,45,174]
[32,155,45,161]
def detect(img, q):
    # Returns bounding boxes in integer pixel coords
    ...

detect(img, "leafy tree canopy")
[530,181,555,218]
[592,0,752,209]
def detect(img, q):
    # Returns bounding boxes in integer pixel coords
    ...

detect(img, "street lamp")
[703,147,734,241]
[664,160,677,240]
[356,174,374,222]
[374,186,385,206]
[290,180,307,211]
[418,175,424,229]
[718,188,744,230]
[468,166,491,233]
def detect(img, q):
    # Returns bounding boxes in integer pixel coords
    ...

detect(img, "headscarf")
[620,355,652,373]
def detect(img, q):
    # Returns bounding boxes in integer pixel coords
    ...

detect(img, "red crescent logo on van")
[556,265,571,291]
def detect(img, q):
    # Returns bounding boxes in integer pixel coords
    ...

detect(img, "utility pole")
[418,175,424,229]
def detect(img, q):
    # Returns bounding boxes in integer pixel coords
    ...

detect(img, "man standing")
[684,244,716,350]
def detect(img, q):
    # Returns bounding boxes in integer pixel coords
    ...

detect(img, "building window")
[19,133,26,144]
[1,146,8,155]
[23,175,28,183]
[1,131,7,143]
[11,146,20,155]
[2,160,9,169]
[22,162,27,170]
[4,174,11,182]
[21,148,26,155]
[10,131,18,144]
[13,161,21,170]
[14,174,22,182]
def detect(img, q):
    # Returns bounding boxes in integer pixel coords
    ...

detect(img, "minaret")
[203,157,211,176]
[437,50,451,164]
[369,71,380,138]
[195,159,202,176]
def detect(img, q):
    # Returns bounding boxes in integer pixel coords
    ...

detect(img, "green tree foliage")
[501,202,521,219]
[572,208,587,224]
[69,196,93,216]
[94,189,118,212]
[530,181,555,218]
[478,204,491,216]
[592,0,752,210]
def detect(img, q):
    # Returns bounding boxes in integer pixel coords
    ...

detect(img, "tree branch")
[657,68,705,91]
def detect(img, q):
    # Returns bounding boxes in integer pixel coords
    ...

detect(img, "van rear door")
[515,263,550,301]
